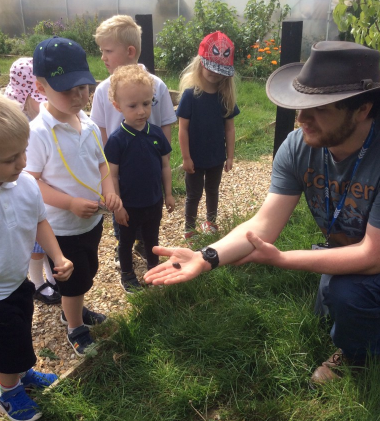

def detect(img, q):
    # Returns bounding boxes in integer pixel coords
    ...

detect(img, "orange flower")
[264,47,270,51]
[271,60,278,65]
[258,48,265,52]
[266,50,271,54]
[247,54,251,59]
[273,47,279,50]
[257,56,263,61]
[252,44,259,49]
[270,39,275,42]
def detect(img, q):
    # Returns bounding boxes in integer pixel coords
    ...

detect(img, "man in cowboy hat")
[143,41,380,384]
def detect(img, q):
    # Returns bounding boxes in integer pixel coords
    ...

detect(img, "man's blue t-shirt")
[104,122,172,208]
[176,88,240,169]
[269,122,380,247]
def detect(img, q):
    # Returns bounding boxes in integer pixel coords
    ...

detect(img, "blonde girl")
[177,31,240,240]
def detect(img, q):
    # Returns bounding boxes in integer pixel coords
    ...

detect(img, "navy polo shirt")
[104,122,172,208]
[176,88,240,168]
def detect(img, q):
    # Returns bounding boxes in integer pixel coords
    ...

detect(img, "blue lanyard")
[323,121,375,243]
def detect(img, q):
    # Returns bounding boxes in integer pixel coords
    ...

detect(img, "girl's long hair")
[178,55,237,117]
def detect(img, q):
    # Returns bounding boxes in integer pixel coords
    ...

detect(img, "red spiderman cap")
[198,31,235,77]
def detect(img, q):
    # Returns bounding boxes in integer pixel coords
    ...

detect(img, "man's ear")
[356,102,374,122]
[113,100,122,113]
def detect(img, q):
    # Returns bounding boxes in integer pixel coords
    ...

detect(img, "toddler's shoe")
[0,384,41,421]
[33,283,61,305]
[67,325,94,357]
[21,369,58,390]
[60,307,106,327]
[200,221,218,234]
[120,271,143,294]
[133,240,147,261]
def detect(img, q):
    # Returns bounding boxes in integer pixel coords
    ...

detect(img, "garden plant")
[333,0,380,49]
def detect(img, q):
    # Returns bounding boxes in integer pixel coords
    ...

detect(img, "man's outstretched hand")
[143,246,208,285]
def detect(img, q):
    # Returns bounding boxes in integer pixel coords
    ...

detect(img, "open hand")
[144,246,207,285]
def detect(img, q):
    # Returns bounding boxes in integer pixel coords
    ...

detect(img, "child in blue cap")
[26,37,122,357]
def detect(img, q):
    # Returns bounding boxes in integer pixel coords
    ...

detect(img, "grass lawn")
[2,55,379,421]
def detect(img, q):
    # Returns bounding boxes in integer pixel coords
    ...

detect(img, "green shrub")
[33,18,66,36]
[61,14,100,55]
[27,15,100,55]
[0,29,10,54]
[156,0,290,74]
[156,16,197,73]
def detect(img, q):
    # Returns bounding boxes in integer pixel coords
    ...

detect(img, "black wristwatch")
[198,246,219,270]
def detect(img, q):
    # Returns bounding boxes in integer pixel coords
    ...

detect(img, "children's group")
[0,14,239,421]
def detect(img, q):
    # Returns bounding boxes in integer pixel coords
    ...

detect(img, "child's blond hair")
[178,55,237,117]
[95,15,142,60]
[0,96,29,147]
[109,64,155,103]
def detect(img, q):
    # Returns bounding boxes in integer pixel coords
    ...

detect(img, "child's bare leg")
[61,295,85,328]
[0,373,19,388]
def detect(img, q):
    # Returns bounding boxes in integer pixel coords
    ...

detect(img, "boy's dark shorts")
[0,279,36,374]
[53,219,103,297]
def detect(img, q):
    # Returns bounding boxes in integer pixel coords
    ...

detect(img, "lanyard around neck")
[51,127,110,202]
[323,121,375,242]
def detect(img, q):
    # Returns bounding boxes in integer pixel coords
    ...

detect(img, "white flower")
[344,0,353,6]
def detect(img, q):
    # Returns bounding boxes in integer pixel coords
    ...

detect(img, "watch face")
[205,248,217,258]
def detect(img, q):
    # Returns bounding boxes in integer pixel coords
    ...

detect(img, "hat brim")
[45,71,96,92]
[266,62,380,110]
[200,57,234,77]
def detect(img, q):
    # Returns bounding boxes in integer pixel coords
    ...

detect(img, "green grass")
[37,199,380,421]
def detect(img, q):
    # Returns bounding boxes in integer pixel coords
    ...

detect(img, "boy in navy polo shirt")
[104,65,175,292]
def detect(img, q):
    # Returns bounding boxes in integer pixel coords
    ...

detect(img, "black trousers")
[118,198,163,273]
[0,279,36,374]
[185,164,224,231]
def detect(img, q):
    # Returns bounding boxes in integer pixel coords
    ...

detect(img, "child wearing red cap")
[177,31,240,241]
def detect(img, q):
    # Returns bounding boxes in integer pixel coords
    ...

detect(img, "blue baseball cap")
[33,37,96,92]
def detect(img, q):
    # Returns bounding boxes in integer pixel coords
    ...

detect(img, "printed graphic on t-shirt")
[304,167,375,246]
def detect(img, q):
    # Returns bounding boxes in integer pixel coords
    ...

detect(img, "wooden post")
[135,14,155,75]
[273,20,303,158]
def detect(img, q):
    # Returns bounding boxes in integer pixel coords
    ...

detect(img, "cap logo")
[51,67,64,77]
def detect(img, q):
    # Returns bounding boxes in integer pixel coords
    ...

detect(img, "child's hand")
[115,207,129,226]
[224,158,233,172]
[103,192,123,212]
[53,257,74,281]
[69,197,99,218]
[165,194,175,213]
[182,158,195,174]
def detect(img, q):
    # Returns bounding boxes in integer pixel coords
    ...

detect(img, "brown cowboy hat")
[266,41,380,109]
